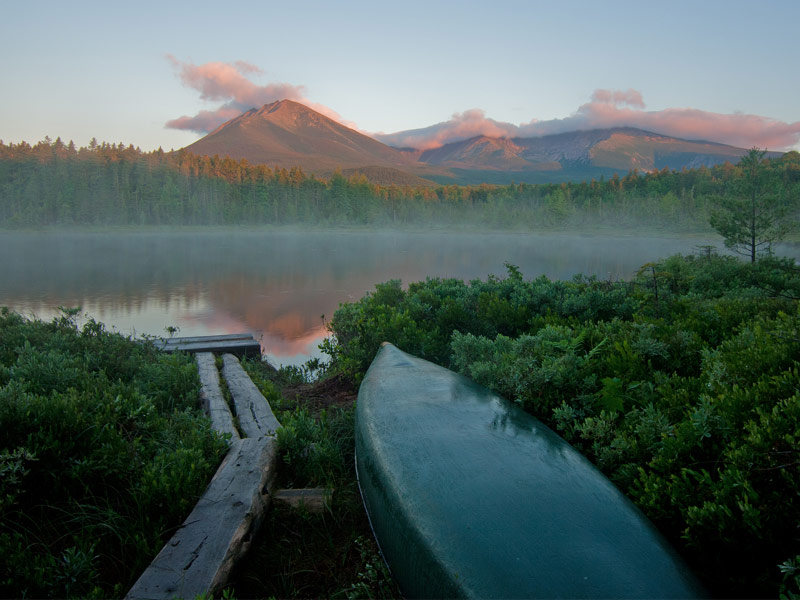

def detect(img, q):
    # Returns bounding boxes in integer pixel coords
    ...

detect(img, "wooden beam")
[152,337,261,359]
[160,333,256,345]
[274,488,333,513]
[196,352,239,442]
[222,353,281,439]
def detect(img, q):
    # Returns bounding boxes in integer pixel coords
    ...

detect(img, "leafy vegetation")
[1,137,798,230]
[322,252,800,598]
[0,309,227,598]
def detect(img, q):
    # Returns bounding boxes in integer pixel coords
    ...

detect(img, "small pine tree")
[709,148,794,262]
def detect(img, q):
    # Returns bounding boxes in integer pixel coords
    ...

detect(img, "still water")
[0,230,781,366]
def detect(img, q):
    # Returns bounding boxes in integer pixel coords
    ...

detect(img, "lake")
[2,230,790,367]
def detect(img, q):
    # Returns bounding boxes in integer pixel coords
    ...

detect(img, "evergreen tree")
[710,148,795,262]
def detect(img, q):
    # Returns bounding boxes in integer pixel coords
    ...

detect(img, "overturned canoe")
[355,343,705,599]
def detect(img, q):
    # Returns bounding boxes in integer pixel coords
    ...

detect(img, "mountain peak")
[256,99,307,115]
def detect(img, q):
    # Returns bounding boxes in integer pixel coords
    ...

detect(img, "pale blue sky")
[2,0,799,151]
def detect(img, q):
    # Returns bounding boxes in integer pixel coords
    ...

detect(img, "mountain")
[184,100,442,183]
[183,100,768,185]
[419,137,537,170]
[417,128,757,181]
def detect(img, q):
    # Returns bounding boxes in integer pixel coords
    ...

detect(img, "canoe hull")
[355,343,705,599]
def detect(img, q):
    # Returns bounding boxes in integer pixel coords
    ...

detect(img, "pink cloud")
[165,105,245,134]
[570,102,800,150]
[378,89,800,151]
[165,56,355,133]
[374,109,521,151]
[589,88,645,109]
[234,60,263,75]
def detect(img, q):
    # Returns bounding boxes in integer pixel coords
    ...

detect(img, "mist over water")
[3,230,795,366]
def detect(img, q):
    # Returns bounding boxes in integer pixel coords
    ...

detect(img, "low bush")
[0,309,226,598]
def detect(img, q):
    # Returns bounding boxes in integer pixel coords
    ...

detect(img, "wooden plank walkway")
[196,352,239,442]
[127,352,280,599]
[153,334,261,359]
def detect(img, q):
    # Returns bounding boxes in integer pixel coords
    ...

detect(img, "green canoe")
[355,343,706,599]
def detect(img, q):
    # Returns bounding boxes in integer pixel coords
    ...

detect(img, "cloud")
[377,89,800,151]
[589,88,645,109]
[373,109,521,151]
[165,105,246,134]
[165,56,352,133]
[233,60,263,76]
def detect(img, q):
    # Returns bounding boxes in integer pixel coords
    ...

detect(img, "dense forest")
[1,137,799,229]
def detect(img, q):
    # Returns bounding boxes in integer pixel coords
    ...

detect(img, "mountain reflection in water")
[2,230,789,367]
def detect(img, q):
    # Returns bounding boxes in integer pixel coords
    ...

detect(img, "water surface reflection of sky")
[2,231,794,367]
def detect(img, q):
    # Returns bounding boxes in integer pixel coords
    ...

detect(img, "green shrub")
[275,409,351,489]
[0,310,226,598]
[450,326,601,416]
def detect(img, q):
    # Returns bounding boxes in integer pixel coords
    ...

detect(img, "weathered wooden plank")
[126,437,278,600]
[222,353,281,439]
[128,350,283,599]
[160,333,256,345]
[274,488,333,513]
[196,352,239,442]
[153,338,261,358]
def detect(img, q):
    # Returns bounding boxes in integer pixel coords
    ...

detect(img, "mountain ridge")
[183,100,772,184]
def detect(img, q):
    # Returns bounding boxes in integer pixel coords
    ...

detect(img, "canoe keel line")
[355,343,706,599]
